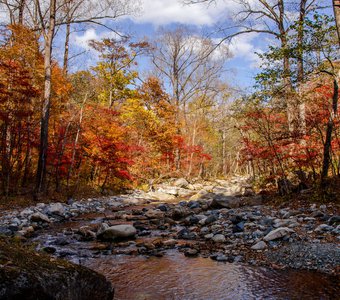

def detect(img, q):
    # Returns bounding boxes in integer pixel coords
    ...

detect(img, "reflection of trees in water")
[243,266,339,299]
[84,253,339,300]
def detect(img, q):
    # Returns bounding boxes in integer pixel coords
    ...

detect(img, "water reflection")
[84,251,339,300]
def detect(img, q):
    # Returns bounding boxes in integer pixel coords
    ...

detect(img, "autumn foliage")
[0,26,213,197]
[239,77,340,187]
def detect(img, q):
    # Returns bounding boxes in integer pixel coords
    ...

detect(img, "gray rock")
[0,226,13,236]
[16,226,34,237]
[97,224,137,240]
[170,207,191,220]
[251,241,267,250]
[263,227,294,241]
[30,212,50,223]
[204,214,217,225]
[210,195,242,209]
[173,178,189,188]
[184,249,198,257]
[145,209,164,219]
[328,216,340,225]
[20,208,34,218]
[47,203,65,216]
[315,224,333,232]
[212,234,226,243]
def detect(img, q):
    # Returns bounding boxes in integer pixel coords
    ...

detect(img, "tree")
[0,0,140,194]
[185,0,322,133]
[151,26,227,170]
[0,25,43,195]
[333,0,340,45]
[90,37,148,108]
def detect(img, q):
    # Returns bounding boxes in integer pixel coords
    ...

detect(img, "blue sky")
[59,0,334,91]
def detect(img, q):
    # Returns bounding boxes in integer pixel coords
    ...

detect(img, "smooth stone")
[328,216,340,225]
[173,178,189,188]
[145,209,164,219]
[46,203,65,216]
[30,212,50,223]
[211,195,242,209]
[263,227,294,241]
[184,248,198,257]
[97,224,137,240]
[147,191,176,201]
[251,241,267,250]
[315,224,333,232]
[212,234,226,243]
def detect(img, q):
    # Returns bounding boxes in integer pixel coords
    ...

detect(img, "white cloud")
[132,0,237,26]
[227,33,263,68]
[73,28,121,50]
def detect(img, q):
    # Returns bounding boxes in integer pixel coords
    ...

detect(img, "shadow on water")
[83,251,339,300]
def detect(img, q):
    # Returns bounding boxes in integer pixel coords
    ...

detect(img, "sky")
[61,0,333,91]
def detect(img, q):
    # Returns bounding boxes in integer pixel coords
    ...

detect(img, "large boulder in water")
[0,238,113,300]
[97,224,137,240]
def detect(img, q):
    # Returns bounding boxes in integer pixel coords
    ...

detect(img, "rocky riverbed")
[0,176,339,276]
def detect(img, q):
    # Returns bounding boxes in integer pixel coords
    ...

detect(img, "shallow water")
[83,251,339,300]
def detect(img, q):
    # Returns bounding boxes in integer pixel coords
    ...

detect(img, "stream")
[33,212,340,300]
[83,251,339,300]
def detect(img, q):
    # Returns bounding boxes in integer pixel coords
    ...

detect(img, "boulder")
[97,224,137,240]
[30,212,50,223]
[189,190,212,201]
[169,207,191,220]
[0,238,114,300]
[173,178,189,188]
[212,234,226,243]
[46,203,65,216]
[145,209,165,219]
[157,187,179,196]
[251,241,267,250]
[263,227,294,241]
[147,191,176,201]
[210,195,242,209]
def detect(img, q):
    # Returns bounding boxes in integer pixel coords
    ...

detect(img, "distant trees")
[151,26,228,171]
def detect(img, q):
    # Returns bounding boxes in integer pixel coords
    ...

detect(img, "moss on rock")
[0,237,113,300]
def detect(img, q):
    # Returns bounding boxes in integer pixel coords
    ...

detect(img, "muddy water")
[83,251,339,300]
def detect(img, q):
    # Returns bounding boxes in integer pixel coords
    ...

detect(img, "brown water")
[83,251,339,300]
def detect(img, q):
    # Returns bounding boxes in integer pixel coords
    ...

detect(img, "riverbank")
[0,176,339,276]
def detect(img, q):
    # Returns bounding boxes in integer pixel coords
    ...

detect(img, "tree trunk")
[333,0,340,46]
[221,129,227,176]
[63,19,71,74]
[321,78,339,183]
[297,0,307,136]
[18,0,26,24]
[35,0,56,194]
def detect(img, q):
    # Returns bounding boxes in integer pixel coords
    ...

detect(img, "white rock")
[263,227,294,241]
[47,203,65,216]
[212,234,226,243]
[97,224,137,240]
[147,191,176,201]
[20,208,34,218]
[251,241,267,250]
[173,178,189,188]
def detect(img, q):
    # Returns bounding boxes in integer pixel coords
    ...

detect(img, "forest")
[0,1,340,299]
[0,0,339,200]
